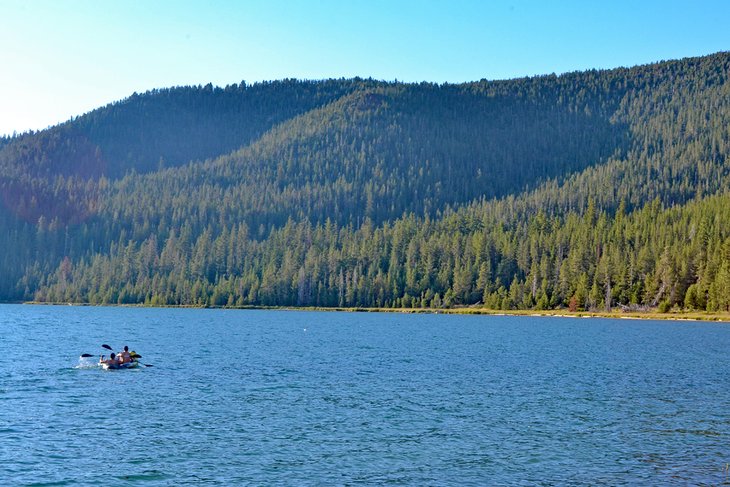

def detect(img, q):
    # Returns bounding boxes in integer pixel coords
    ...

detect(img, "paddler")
[99,352,120,366]
[118,345,132,364]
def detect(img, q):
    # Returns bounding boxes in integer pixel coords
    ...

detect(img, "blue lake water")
[1,304,729,485]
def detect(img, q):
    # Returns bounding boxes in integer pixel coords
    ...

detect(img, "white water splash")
[74,356,99,369]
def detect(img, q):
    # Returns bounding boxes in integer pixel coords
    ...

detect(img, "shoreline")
[17,301,730,323]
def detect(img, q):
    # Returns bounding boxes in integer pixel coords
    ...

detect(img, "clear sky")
[1,0,728,136]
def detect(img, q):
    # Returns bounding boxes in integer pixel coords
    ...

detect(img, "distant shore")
[19,301,730,323]
[289,306,730,322]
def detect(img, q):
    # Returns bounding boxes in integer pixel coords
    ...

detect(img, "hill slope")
[2,52,730,310]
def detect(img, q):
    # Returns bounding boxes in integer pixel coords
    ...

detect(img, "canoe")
[101,359,140,370]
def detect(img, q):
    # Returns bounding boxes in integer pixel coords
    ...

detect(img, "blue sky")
[1,0,728,136]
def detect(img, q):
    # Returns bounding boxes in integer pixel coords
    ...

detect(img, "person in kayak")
[99,353,119,366]
[118,346,132,364]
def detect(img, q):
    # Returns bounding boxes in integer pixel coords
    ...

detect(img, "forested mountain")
[2,52,730,312]
[0,79,362,177]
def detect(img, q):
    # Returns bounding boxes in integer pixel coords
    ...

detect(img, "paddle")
[102,344,113,351]
[131,351,153,367]
[130,352,153,367]
[80,353,94,358]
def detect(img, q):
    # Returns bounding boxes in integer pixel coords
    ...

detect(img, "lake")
[1,305,729,485]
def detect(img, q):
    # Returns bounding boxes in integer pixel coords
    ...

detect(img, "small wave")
[116,470,170,481]
[26,481,75,486]
[74,357,99,369]
[654,428,721,437]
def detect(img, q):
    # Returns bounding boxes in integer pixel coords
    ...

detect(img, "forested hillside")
[2,52,730,312]
[0,79,363,177]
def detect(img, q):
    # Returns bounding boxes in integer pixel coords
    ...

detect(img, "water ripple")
[1,305,729,485]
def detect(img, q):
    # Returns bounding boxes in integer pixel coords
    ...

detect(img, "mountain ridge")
[2,51,730,311]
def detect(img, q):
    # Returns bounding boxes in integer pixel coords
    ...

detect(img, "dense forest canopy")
[2,52,730,312]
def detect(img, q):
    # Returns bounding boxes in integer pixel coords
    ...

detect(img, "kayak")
[101,359,140,370]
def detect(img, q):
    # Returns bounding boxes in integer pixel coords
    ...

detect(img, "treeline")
[30,192,730,312]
